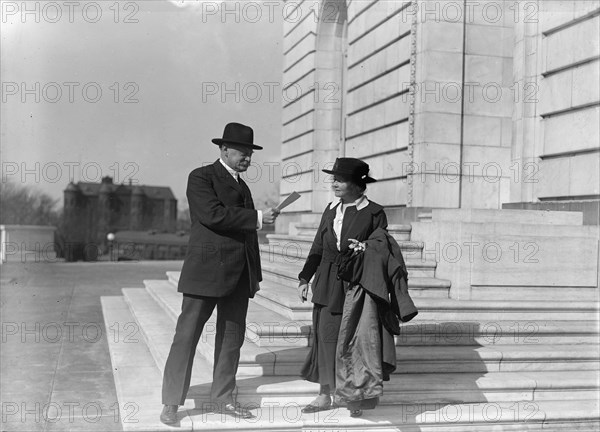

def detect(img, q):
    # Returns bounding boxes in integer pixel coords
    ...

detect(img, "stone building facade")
[278,0,599,228]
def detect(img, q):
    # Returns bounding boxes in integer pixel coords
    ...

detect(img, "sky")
[1,0,286,209]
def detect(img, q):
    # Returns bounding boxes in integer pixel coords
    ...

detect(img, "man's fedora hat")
[212,122,263,150]
[322,158,377,183]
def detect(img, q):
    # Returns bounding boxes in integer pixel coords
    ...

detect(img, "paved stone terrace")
[0,261,183,432]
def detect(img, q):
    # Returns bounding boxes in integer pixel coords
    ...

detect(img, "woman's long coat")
[334,228,419,408]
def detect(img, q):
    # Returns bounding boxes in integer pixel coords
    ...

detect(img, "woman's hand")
[298,281,309,303]
[348,238,366,255]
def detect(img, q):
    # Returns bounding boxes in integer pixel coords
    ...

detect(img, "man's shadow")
[182,320,489,430]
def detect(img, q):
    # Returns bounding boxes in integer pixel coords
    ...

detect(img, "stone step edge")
[99,296,600,432]
[258,244,438,268]
[100,295,196,431]
[137,283,282,375]
[168,266,452,290]
[253,293,600,328]
[114,288,600,403]
[143,280,600,354]
[266,233,424,249]
[80,307,600,432]
[153,275,599,321]
[293,223,412,232]
[259,261,452,288]
[261,271,450,292]
[143,279,308,334]
[256,275,598,311]
[257,283,598,319]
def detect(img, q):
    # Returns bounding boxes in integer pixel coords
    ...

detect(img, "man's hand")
[261,207,280,224]
[298,281,309,303]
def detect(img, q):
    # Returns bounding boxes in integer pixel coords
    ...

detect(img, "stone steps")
[394,319,599,346]
[253,278,448,321]
[292,223,412,240]
[396,344,600,373]
[255,272,598,321]
[259,260,451,299]
[229,371,600,405]
[101,295,196,431]
[418,212,433,222]
[259,243,438,278]
[125,285,280,377]
[99,297,600,430]
[470,285,600,302]
[266,233,426,260]
[110,287,600,407]
[143,280,313,349]
[166,268,599,324]
[103,215,600,430]
[142,278,600,358]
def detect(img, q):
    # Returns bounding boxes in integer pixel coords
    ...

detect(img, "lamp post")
[106,233,115,262]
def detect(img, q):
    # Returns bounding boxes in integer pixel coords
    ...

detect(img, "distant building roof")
[65,182,80,192]
[71,179,176,200]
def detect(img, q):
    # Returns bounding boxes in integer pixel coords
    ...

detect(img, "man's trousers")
[161,274,249,406]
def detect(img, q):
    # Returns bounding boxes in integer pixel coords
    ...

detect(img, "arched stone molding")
[311,0,348,212]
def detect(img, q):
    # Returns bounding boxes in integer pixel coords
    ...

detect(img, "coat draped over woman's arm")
[334,228,418,409]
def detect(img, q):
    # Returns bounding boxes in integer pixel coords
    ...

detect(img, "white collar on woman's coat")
[332,195,369,214]
[332,195,369,250]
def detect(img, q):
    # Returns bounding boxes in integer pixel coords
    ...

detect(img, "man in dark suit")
[160,122,279,424]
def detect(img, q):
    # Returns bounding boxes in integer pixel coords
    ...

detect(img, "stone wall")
[344,1,412,206]
[0,225,57,264]
[280,0,414,217]
[279,1,600,230]
[410,209,599,300]
[512,0,600,203]
[281,0,324,214]
[411,1,513,209]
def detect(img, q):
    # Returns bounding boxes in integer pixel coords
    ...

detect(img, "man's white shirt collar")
[219,158,263,229]
[219,158,239,181]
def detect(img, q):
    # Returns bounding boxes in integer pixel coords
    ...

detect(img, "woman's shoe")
[350,409,363,418]
[301,394,332,413]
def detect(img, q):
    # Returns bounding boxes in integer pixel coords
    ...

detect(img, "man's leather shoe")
[217,403,255,419]
[160,405,178,425]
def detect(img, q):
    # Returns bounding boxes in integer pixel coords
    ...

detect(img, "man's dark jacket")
[178,160,262,298]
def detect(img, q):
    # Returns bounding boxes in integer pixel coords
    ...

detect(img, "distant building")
[63,176,177,259]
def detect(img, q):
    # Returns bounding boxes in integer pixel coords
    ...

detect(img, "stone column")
[411,1,513,209]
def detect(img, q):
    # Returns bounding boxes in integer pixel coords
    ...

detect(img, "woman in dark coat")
[297,158,387,416]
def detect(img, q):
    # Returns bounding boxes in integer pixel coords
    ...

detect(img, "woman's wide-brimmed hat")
[212,122,263,150]
[322,158,377,183]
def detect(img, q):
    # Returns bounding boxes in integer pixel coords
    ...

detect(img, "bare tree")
[0,181,60,226]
